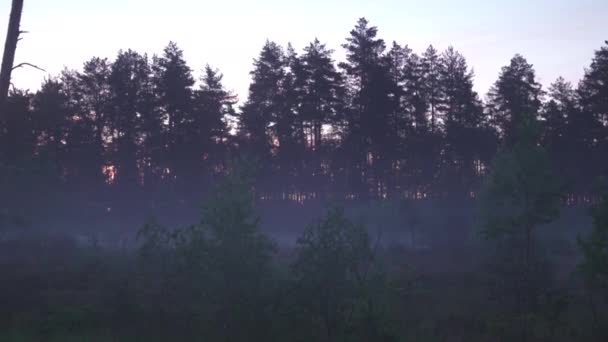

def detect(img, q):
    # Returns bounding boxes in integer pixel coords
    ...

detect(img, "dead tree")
[0,0,24,115]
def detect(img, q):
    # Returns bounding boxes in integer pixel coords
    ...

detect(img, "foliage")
[479,117,563,240]
[579,181,608,288]
[479,114,565,340]
[288,206,394,341]
[136,160,276,341]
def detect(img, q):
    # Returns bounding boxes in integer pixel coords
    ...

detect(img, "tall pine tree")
[488,54,543,143]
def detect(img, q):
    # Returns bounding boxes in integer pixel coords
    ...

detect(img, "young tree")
[578,182,608,336]
[138,160,276,341]
[479,116,563,341]
[290,207,383,342]
[193,161,276,341]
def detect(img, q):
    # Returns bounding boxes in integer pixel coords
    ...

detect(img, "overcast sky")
[1,0,606,103]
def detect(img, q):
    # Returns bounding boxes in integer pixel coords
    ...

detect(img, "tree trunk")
[0,0,24,115]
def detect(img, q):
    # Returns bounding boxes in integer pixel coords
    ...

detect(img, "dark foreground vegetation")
[1,16,608,341]
[1,163,608,342]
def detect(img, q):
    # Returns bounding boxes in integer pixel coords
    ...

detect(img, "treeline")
[1,18,607,204]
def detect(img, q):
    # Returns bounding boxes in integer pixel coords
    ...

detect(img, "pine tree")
[60,67,106,187]
[277,43,306,167]
[108,50,154,188]
[152,42,195,184]
[579,41,608,135]
[297,39,345,196]
[73,58,112,185]
[385,41,412,138]
[300,38,344,152]
[379,42,411,196]
[340,18,398,198]
[192,65,236,171]
[401,51,433,196]
[541,77,590,198]
[542,77,574,148]
[578,41,608,194]
[439,46,496,197]
[239,40,286,160]
[421,45,443,134]
[31,78,69,179]
[488,54,543,143]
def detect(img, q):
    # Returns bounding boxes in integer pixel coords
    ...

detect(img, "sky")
[1,0,607,103]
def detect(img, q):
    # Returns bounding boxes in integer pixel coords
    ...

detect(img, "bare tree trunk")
[0,0,24,115]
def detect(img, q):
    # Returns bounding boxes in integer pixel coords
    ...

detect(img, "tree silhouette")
[578,41,608,196]
[239,41,286,160]
[340,18,398,199]
[0,0,24,112]
[62,65,107,187]
[488,54,543,143]
[0,18,603,206]
[300,39,344,152]
[152,42,195,186]
[421,45,443,134]
[108,50,153,188]
[192,65,236,172]
[439,47,496,197]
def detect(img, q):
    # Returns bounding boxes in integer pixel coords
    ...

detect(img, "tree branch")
[12,62,45,72]
[17,30,27,42]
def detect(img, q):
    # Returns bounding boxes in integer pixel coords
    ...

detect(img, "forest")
[1,11,608,342]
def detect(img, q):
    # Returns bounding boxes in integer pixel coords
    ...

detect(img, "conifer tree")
[152,42,195,183]
[439,47,496,196]
[488,55,543,142]
[239,41,286,160]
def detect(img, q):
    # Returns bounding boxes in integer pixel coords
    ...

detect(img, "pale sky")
[1,0,607,103]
